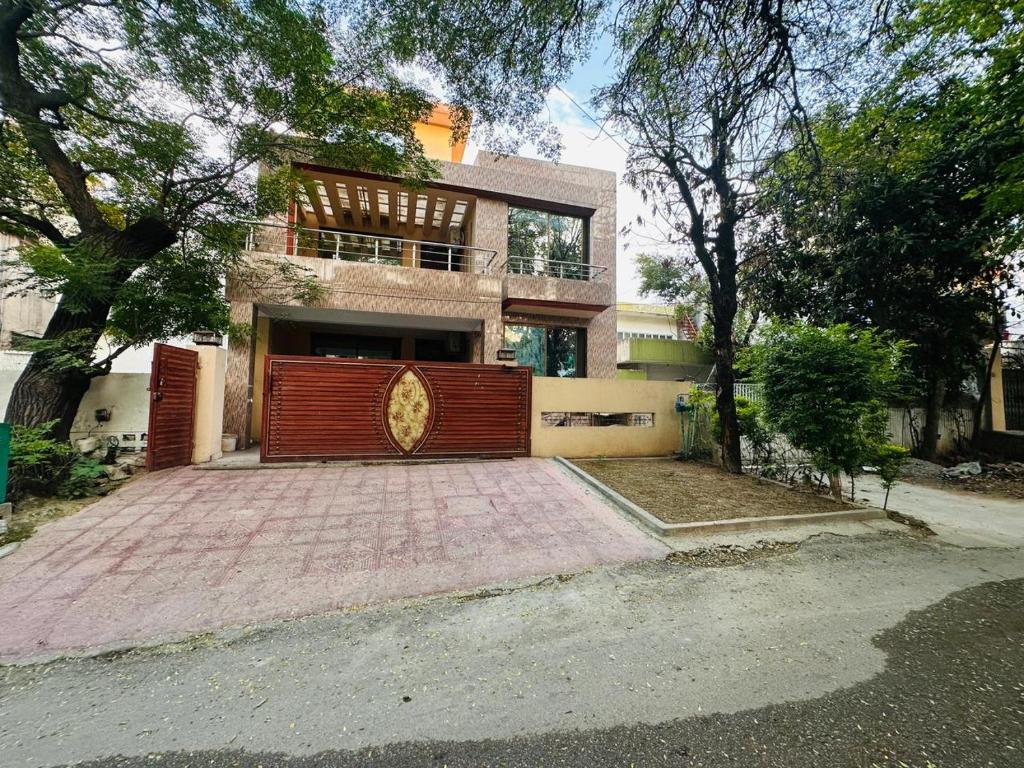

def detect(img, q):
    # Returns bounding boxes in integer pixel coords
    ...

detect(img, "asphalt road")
[3,532,1023,767]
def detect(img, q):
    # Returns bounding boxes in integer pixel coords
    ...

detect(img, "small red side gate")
[145,343,198,471]
[260,356,532,462]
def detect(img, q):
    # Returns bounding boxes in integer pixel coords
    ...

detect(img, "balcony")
[243,221,611,282]
[617,337,711,365]
[244,221,499,274]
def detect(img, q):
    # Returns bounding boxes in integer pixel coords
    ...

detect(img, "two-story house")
[224,107,617,461]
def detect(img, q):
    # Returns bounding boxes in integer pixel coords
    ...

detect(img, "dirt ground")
[900,458,1024,500]
[573,458,851,523]
[909,474,1024,500]
[0,495,97,548]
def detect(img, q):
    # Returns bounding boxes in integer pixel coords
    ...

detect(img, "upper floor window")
[507,207,587,278]
[617,331,676,340]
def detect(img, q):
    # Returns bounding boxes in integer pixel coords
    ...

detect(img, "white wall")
[0,351,151,452]
[617,311,679,339]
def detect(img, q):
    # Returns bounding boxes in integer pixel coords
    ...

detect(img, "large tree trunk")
[5,296,111,441]
[920,373,946,460]
[712,218,742,474]
[713,324,742,473]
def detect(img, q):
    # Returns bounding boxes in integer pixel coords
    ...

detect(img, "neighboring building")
[617,302,699,342]
[226,107,618,450]
[616,302,712,382]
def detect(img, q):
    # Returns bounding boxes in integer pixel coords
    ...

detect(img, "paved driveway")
[0,459,665,662]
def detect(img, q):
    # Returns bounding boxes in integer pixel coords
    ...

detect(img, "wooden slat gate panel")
[146,343,198,471]
[261,356,531,462]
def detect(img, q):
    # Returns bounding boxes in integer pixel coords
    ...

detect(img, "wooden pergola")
[294,166,478,246]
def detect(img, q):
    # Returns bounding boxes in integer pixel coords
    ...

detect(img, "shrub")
[60,457,106,498]
[709,395,773,466]
[7,421,103,501]
[748,322,909,498]
[875,443,910,510]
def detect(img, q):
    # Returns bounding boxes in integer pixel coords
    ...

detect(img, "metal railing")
[506,254,607,281]
[243,221,499,275]
[242,221,608,281]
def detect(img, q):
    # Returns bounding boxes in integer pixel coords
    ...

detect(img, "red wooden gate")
[260,356,531,462]
[146,343,198,471]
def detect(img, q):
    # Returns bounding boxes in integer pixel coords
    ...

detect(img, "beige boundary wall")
[192,345,226,464]
[530,378,690,458]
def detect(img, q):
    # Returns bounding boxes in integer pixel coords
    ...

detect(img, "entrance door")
[260,356,531,462]
[146,343,198,471]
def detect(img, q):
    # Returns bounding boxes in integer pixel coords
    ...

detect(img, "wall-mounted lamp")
[192,329,224,346]
[496,348,517,362]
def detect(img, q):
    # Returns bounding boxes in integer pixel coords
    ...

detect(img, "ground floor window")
[503,325,584,377]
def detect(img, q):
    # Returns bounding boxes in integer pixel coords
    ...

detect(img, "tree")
[594,0,877,473]
[0,0,597,439]
[750,38,1022,458]
[876,442,910,511]
[749,322,908,499]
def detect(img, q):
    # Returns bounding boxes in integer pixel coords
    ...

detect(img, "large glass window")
[503,325,584,378]
[507,207,586,278]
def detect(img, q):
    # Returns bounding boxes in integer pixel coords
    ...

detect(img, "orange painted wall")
[413,105,467,163]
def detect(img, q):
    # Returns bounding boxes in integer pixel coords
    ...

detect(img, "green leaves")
[751,322,909,482]
[752,61,1018,402]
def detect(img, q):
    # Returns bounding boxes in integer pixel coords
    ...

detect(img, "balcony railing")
[506,255,608,281]
[243,221,499,274]
[617,337,712,365]
[242,222,608,281]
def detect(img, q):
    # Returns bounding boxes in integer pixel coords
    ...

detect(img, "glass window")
[503,325,583,377]
[507,207,587,278]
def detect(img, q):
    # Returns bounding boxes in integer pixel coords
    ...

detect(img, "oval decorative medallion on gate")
[384,368,432,453]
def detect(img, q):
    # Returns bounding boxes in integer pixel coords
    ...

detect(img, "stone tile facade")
[224,153,618,447]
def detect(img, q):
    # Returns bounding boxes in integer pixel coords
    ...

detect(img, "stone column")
[989,346,1006,432]
[224,301,256,449]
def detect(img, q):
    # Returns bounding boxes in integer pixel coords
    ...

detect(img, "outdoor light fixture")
[496,348,517,362]
[192,329,224,346]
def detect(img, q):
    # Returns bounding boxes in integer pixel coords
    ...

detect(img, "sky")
[462,33,679,305]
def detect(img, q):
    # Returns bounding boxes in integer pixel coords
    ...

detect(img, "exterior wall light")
[496,348,518,362]
[192,330,224,346]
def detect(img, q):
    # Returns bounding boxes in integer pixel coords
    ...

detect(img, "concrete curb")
[554,457,887,537]
[0,542,19,559]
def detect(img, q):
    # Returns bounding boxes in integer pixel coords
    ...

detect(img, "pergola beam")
[303,180,327,227]
[422,191,439,239]
[368,185,381,229]
[346,183,363,228]
[324,181,344,228]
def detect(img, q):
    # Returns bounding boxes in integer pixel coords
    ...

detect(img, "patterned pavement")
[0,459,665,662]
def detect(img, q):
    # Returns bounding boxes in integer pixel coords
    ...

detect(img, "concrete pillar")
[250,316,271,443]
[990,347,1006,432]
[191,345,226,464]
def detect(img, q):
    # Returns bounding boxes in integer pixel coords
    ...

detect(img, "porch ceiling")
[259,304,483,333]
[295,167,477,244]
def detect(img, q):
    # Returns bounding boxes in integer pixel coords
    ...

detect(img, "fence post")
[990,349,1007,432]
[0,423,11,529]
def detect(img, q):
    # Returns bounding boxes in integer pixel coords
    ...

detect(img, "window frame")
[502,323,587,378]
[506,205,590,276]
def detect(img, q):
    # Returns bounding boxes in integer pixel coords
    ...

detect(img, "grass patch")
[0,495,99,548]
[573,458,851,524]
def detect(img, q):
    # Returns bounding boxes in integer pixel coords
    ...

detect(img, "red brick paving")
[0,459,665,662]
